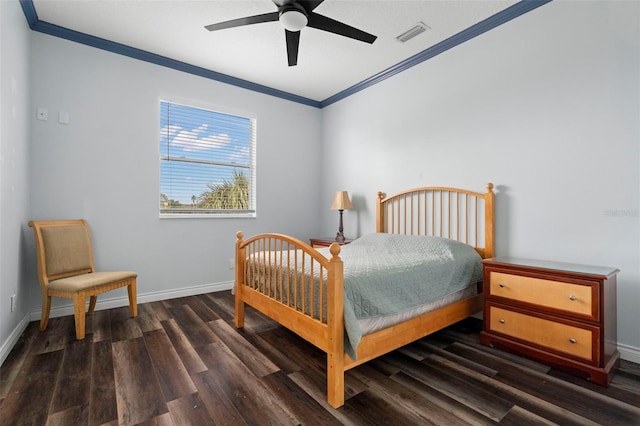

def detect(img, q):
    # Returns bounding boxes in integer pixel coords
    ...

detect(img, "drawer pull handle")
[499,318,505,324]
[499,283,505,288]
[569,295,577,301]
[569,338,577,344]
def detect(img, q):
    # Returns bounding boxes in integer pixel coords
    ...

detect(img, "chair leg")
[40,294,52,331]
[73,294,87,340]
[127,279,138,318]
[88,295,97,315]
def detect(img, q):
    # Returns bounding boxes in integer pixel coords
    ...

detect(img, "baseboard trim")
[618,342,640,364]
[0,313,31,366]
[27,281,234,322]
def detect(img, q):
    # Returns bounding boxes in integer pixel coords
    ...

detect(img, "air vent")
[396,22,430,43]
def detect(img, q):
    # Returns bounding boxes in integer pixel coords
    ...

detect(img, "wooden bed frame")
[234,183,495,408]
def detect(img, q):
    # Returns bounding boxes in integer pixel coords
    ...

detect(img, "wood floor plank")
[258,326,327,372]
[440,331,552,373]
[445,341,640,425]
[112,337,168,425]
[135,302,164,333]
[183,295,220,322]
[161,319,208,375]
[207,318,280,377]
[197,341,298,425]
[382,350,514,422]
[235,327,302,374]
[133,412,174,425]
[143,328,197,401]
[50,337,92,413]
[259,370,344,426]
[242,305,284,333]
[546,365,640,406]
[338,388,434,426]
[610,363,640,396]
[416,339,499,377]
[388,370,497,426]
[202,292,235,321]
[110,306,143,342]
[46,404,90,426]
[190,369,247,425]
[433,345,604,426]
[288,367,368,412]
[0,323,39,400]
[206,290,236,322]
[261,325,368,402]
[0,350,63,425]
[29,316,74,355]
[285,370,362,424]
[350,363,480,426]
[148,300,172,321]
[166,392,214,425]
[499,405,557,426]
[89,340,118,426]
[166,304,219,347]
[89,309,112,342]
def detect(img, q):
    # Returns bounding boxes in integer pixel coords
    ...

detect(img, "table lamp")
[331,191,352,242]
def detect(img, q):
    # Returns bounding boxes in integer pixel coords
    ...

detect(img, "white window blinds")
[160,100,256,216]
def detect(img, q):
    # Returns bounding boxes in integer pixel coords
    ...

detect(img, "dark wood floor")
[1,291,639,425]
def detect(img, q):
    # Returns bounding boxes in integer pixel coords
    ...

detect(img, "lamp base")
[335,209,346,243]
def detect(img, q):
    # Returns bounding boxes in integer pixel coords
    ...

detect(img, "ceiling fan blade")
[285,30,301,66]
[272,0,293,6]
[297,0,325,13]
[205,12,279,32]
[307,13,377,43]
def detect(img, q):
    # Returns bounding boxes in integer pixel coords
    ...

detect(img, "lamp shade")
[331,191,352,210]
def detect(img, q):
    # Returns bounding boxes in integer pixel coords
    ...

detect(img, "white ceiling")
[30,0,525,104]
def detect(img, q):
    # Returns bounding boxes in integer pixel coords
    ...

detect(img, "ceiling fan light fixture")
[279,8,308,32]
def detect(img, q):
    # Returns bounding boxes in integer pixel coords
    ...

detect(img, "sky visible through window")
[160,101,252,207]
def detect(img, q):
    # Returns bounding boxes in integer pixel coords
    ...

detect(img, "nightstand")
[480,257,619,386]
[309,237,354,248]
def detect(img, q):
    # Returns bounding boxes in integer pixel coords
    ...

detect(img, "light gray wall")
[321,1,640,357]
[0,1,31,359]
[24,32,323,319]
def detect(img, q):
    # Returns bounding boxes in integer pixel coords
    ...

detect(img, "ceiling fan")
[205,0,377,67]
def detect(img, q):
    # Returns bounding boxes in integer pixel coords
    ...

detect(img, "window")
[159,100,256,217]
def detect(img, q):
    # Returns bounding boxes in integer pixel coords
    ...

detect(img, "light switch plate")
[59,111,70,124]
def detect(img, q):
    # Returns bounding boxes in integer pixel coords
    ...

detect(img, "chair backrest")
[29,219,96,287]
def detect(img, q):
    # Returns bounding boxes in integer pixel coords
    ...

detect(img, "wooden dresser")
[480,257,619,385]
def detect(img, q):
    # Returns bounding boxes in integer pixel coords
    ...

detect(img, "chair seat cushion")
[48,271,137,292]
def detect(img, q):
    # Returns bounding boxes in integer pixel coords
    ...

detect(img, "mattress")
[357,284,478,336]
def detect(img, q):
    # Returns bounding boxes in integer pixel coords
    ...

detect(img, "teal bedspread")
[327,233,483,359]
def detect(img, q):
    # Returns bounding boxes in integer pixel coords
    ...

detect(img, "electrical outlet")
[228,259,235,269]
[10,294,16,312]
[37,108,48,121]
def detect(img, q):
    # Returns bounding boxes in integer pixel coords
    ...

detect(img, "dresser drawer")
[488,271,596,320]
[487,305,595,363]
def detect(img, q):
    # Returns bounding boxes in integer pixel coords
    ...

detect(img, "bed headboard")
[376,183,494,259]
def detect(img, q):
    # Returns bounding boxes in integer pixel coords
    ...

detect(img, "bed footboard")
[234,232,347,407]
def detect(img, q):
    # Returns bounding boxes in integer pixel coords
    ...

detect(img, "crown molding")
[19,0,551,109]
[321,0,552,107]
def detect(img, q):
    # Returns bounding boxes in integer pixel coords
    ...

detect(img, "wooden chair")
[28,219,137,339]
